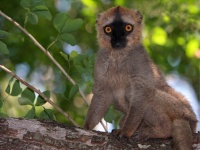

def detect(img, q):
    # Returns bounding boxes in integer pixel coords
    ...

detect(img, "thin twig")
[0,10,107,132]
[0,65,79,127]
[0,10,84,101]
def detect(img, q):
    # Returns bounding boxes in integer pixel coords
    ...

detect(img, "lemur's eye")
[125,24,133,32]
[104,26,112,33]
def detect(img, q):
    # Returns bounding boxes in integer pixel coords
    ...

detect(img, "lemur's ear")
[135,10,143,24]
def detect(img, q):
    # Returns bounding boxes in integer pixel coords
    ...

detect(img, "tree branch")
[0,118,199,149]
[0,65,79,127]
[0,10,107,132]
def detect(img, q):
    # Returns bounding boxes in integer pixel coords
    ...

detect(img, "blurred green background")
[0,0,199,126]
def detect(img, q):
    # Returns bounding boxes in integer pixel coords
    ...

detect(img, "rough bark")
[0,118,199,150]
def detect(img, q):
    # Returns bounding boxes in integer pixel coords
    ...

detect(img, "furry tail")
[172,119,193,150]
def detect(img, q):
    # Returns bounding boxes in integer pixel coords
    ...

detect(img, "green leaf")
[18,97,34,106]
[21,88,35,103]
[69,84,79,99]
[59,33,76,46]
[55,40,63,48]
[62,18,83,33]
[32,5,52,20]
[60,52,69,61]
[24,106,35,119]
[83,59,88,67]
[186,39,199,58]
[5,84,11,95]
[152,27,167,45]
[28,12,38,24]
[0,41,9,55]
[89,55,95,68]
[10,80,22,96]
[20,0,31,9]
[104,108,114,123]
[73,54,86,63]
[70,51,78,59]
[5,77,14,94]
[39,108,54,120]
[0,99,3,108]
[75,65,86,74]
[54,13,68,32]
[35,90,50,106]
[20,0,44,10]
[0,112,9,118]
[0,30,10,39]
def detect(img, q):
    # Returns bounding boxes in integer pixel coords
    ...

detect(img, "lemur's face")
[96,6,143,51]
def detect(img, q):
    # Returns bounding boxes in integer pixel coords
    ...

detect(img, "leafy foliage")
[24,106,36,118]
[0,99,3,108]
[0,112,9,118]
[69,84,79,100]
[35,90,49,106]
[4,78,52,119]
[50,13,83,47]
[0,30,9,54]
[20,0,52,26]
[39,108,55,120]
[5,78,22,96]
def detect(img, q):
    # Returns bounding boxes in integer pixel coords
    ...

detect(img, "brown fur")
[84,6,197,150]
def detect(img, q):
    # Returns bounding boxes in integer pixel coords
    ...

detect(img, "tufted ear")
[96,13,101,24]
[135,10,143,24]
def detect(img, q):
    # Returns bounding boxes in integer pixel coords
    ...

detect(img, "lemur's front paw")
[112,129,132,139]
[111,129,121,136]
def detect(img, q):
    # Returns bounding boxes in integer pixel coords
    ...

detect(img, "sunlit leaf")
[10,80,22,96]
[0,30,10,39]
[151,27,167,45]
[35,90,50,106]
[62,18,83,33]
[60,52,69,61]
[69,84,79,99]
[24,106,35,119]
[32,5,52,20]
[186,39,199,58]
[70,51,78,59]
[59,33,76,46]
[0,41,9,55]
[82,0,96,8]
[188,5,199,14]
[162,14,170,23]
[54,13,68,32]
[177,37,185,45]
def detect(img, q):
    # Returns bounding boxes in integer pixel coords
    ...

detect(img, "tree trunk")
[0,118,199,150]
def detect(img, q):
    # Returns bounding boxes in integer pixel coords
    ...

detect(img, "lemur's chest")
[104,59,130,87]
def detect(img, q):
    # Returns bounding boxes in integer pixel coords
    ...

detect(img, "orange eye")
[105,26,112,33]
[125,25,133,32]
